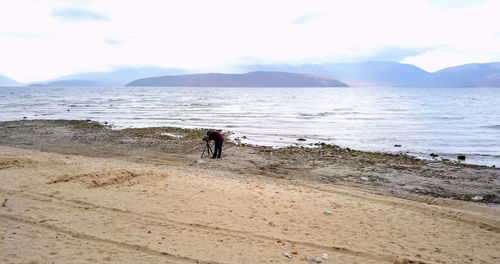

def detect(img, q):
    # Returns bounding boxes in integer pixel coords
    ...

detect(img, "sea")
[1,86,499,166]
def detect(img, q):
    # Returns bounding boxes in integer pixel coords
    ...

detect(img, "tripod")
[201,138,213,158]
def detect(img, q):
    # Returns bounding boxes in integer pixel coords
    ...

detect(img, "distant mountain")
[232,61,500,87]
[46,79,100,87]
[0,74,23,87]
[233,61,434,87]
[433,62,500,87]
[34,67,187,86]
[126,71,348,87]
[18,61,500,88]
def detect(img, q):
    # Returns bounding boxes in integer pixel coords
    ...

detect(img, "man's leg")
[212,142,219,159]
[211,148,217,159]
[216,141,222,158]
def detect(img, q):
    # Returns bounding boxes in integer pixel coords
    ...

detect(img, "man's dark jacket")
[208,131,224,143]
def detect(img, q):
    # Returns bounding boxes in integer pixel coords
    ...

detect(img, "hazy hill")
[234,61,434,87]
[126,71,348,87]
[46,80,100,87]
[34,67,187,86]
[0,74,23,87]
[233,61,500,87]
[19,61,500,88]
[432,62,500,87]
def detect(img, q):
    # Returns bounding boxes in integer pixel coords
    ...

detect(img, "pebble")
[430,153,439,157]
[306,255,325,263]
[322,253,328,260]
[284,252,292,259]
[457,155,466,160]
[471,196,483,201]
[394,144,402,147]
[323,210,332,216]
[297,138,307,141]
[360,176,369,181]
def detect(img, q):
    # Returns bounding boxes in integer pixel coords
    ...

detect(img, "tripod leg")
[208,143,213,157]
[201,142,213,158]
[201,145,206,158]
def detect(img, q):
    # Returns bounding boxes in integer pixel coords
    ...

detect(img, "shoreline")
[1,119,498,205]
[1,119,499,263]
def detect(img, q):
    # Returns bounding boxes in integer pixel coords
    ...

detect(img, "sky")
[1,0,500,83]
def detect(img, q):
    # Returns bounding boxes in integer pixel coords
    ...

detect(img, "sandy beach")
[1,120,499,263]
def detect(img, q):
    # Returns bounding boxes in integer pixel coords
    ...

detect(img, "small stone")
[394,144,402,147]
[147,230,151,234]
[314,257,323,263]
[297,138,307,141]
[306,257,315,262]
[457,155,466,160]
[284,252,292,259]
[322,253,328,260]
[196,159,205,164]
[360,176,369,181]
[471,196,483,201]
[323,210,332,216]
[430,153,438,158]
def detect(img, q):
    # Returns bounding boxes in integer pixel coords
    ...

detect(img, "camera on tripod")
[201,136,213,158]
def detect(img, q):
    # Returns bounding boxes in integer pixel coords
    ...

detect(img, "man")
[206,130,224,159]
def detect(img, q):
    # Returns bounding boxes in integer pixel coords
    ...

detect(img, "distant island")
[126,71,348,87]
[3,61,500,87]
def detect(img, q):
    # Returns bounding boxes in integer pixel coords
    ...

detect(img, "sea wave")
[1,86,499,166]
[482,124,500,129]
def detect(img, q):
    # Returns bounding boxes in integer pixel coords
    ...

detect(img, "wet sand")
[1,120,499,263]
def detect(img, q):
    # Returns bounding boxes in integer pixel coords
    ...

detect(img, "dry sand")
[1,120,499,263]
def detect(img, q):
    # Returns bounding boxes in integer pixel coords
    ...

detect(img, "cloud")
[361,46,440,62]
[0,32,41,39]
[104,38,121,45]
[51,7,109,22]
[427,0,486,9]
[291,12,323,24]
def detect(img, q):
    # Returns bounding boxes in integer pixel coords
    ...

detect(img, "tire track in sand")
[0,188,426,264]
[0,215,206,264]
[295,181,500,233]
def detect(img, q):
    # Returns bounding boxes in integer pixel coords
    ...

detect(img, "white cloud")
[291,12,324,25]
[51,7,109,22]
[0,0,499,82]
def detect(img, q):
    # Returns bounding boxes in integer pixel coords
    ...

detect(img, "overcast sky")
[1,0,500,82]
